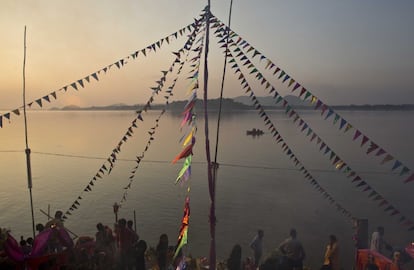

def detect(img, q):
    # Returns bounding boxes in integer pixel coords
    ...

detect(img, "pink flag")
[404,173,414,183]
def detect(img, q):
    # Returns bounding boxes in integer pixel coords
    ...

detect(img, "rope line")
[0,150,398,176]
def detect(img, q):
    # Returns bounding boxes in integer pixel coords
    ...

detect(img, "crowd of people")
[226,226,409,270]
[0,211,179,270]
[0,214,412,270]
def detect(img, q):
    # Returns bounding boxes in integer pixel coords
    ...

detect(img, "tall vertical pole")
[212,1,234,254]
[133,210,137,232]
[202,1,216,269]
[22,26,36,239]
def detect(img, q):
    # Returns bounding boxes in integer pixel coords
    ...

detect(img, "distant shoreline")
[51,100,414,112]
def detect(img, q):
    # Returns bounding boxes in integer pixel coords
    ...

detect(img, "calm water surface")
[0,110,413,269]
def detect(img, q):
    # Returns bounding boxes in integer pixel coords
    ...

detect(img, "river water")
[0,109,413,269]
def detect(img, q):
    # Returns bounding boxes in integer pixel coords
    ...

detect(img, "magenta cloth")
[406,242,414,258]
[5,227,74,263]
[31,229,53,257]
[4,232,24,261]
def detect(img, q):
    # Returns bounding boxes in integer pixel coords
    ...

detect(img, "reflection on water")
[0,110,413,269]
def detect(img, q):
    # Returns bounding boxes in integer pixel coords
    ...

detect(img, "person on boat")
[227,244,242,270]
[156,233,169,270]
[279,228,306,270]
[249,229,264,268]
[320,234,339,270]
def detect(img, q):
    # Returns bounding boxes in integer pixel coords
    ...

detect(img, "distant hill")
[54,98,251,112]
[233,94,310,107]
[53,96,414,111]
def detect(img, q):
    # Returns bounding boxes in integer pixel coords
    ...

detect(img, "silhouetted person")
[116,218,138,270]
[279,228,306,270]
[135,240,147,270]
[227,244,242,270]
[156,234,169,270]
[250,229,264,268]
[45,210,65,252]
[35,223,44,235]
[45,210,64,229]
[321,235,339,270]
[370,226,384,254]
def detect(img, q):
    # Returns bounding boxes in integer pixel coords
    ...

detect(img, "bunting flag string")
[215,22,414,230]
[118,109,165,206]
[119,22,205,206]
[62,14,206,220]
[0,12,207,130]
[211,16,412,184]
[172,18,205,259]
[215,31,354,221]
[174,196,190,259]
[216,23,414,231]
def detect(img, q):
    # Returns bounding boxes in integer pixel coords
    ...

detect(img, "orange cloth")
[356,249,392,270]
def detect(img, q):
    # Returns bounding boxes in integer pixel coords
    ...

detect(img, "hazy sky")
[1,0,414,110]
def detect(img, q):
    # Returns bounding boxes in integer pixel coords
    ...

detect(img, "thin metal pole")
[211,0,234,248]
[213,0,233,164]
[134,210,137,232]
[202,1,216,269]
[22,26,36,239]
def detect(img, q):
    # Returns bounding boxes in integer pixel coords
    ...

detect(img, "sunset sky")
[1,0,413,110]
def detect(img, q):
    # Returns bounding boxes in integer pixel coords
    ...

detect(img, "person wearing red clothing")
[115,218,138,270]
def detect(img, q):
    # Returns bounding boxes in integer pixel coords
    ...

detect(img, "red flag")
[172,143,194,164]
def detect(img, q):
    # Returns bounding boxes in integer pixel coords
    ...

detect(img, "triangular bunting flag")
[71,82,78,91]
[35,99,43,107]
[361,136,369,147]
[391,160,402,171]
[353,130,362,141]
[77,79,84,88]
[404,173,414,183]
[376,148,386,156]
[366,142,379,154]
[381,154,394,164]
[400,167,409,176]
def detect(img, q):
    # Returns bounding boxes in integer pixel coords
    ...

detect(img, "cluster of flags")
[171,18,206,260]
[61,14,206,220]
[211,17,413,185]
[2,6,412,258]
[211,16,414,231]
[211,21,353,220]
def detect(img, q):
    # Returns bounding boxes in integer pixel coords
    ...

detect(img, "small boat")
[246,128,264,136]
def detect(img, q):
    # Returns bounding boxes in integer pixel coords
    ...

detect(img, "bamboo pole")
[22,26,36,239]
